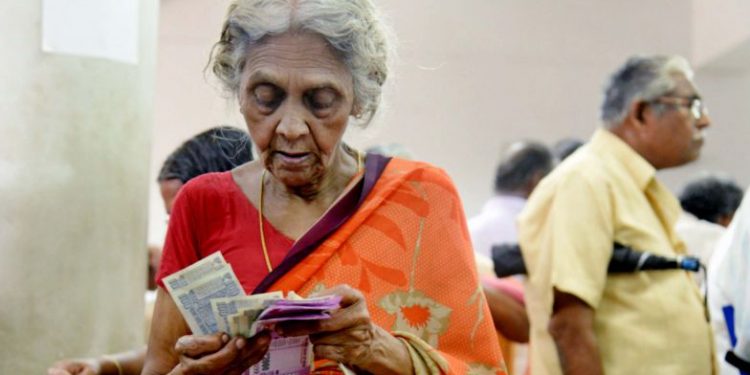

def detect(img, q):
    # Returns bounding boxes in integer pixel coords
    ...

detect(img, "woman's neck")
[267,145,359,206]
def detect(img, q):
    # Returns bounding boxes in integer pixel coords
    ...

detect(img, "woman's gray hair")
[210,0,390,127]
[600,55,694,128]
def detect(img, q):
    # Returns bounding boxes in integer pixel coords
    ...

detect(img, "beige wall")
[0,1,158,374]
[149,1,750,244]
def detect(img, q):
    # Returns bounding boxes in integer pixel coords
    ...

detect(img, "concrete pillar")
[0,1,158,373]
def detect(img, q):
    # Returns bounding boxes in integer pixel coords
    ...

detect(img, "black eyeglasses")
[651,96,708,120]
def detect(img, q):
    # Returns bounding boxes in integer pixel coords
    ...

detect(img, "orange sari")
[265,157,507,374]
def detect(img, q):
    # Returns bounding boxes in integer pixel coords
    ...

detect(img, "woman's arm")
[142,288,191,375]
[142,288,272,375]
[48,348,145,375]
[111,348,146,375]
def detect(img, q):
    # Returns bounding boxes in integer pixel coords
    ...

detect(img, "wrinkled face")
[159,179,183,215]
[642,74,711,169]
[238,32,356,188]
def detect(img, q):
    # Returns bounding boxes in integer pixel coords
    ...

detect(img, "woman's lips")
[275,151,312,166]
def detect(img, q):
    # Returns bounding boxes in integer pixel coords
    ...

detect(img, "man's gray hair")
[600,55,694,128]
[210,0,390,127]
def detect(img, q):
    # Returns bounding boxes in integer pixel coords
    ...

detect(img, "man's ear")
[625,100,649,127]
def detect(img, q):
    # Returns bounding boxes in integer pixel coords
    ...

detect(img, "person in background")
[156,126,254,215]
[469,141,553,260]
[680,175,744,228]
[470,141,552,374]
[519,55,714,375]
[142,0,505,374]
[708,188,750,375]
[551,138,584,163]
[48,126,253,375]
[676,175,744,281]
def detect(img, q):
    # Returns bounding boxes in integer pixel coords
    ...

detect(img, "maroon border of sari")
[252,153,392,294]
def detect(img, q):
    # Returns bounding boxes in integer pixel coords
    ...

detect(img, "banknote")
[256,295,342,323]
[245,330,313,375]
[227,311,242,337]
[163,252,228,293]
[210,292,283,333]
[172,269,244,335]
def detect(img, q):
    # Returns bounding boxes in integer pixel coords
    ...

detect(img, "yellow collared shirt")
[518,128,714,375]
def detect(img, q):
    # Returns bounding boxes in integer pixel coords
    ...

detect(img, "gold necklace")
[258,150,363,273]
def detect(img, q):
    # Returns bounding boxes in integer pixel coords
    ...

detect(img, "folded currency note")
[256,295,342,323]
[163,252,342,375]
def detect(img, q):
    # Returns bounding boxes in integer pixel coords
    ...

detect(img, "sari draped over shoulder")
[263,156,507,374]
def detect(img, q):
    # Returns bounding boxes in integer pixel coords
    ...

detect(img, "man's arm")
[548,289,603,375]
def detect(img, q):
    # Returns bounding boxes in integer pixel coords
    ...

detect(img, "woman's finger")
[180,334,271,375]
[234,331,273,370]
[311,284,364,307]
[180,336,243,374]
[277,296,369,337]
[175,333,229,358]
[317,305,370,333]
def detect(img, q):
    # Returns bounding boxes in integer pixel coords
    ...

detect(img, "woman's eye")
[306,89,337,111]
[253,85,283,109]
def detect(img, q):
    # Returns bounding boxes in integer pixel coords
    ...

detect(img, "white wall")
[0,1,158,374]
[372,0,695,215]
[149,0,750,244]
[692,0,750,67]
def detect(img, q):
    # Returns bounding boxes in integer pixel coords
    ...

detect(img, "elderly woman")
[143,1,505,374]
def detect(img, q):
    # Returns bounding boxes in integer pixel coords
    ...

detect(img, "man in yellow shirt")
[518,55,714,375]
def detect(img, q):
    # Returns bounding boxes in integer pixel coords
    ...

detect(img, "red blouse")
[156,172,294,294]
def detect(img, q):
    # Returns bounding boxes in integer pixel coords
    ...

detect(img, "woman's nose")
[276,105,310,139]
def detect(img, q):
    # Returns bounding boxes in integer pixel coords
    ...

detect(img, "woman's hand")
[170,331,272,375]
[143,288,271,375]
[47,359,99,375]
[275,285,413,375]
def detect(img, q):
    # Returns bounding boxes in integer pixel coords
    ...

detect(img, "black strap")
[726,351,750,373]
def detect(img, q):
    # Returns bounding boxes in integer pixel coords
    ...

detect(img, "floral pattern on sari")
[379,289,452,347]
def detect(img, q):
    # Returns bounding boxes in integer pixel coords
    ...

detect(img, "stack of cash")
[163,252,341,375]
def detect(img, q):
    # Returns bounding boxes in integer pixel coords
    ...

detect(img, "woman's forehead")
[242,32,351,85]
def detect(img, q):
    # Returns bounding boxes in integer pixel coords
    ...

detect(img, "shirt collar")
[589,128,656,191]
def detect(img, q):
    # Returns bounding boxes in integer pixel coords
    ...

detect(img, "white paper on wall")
[41,0,139,65]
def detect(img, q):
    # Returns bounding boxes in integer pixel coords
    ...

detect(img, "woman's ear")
[350,102,363,119]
